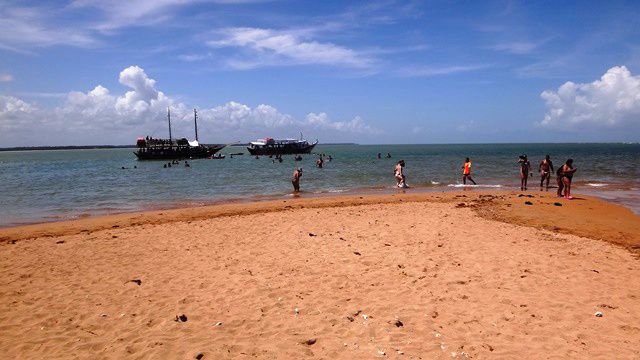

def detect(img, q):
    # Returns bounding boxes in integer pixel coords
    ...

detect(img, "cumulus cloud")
[207,27,373,69]
[0,65,378,146]
[0,73,13,82]
[0,95,36,129]
[540,66,640,129]
[305,113,379,133]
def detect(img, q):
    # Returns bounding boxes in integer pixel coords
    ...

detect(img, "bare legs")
[463,175,476,185]
[540,173,550,191]
[562,177,572,199]
[520,173,528,191]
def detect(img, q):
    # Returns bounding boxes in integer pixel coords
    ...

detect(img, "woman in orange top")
[462,157,476,185]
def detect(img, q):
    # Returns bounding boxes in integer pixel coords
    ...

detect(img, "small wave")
[431,181,441,185]
[312,189,347,194]
[586,183,609,187]
[447,184,503,188]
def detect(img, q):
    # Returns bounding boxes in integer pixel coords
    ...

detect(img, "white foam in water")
[431,181,440,185]
[447,184,503,188]
[586,183,609,187]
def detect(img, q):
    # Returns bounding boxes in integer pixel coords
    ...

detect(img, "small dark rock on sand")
[554,202,562,206]
[525,201,533,205]
[175,314,188,322]
[394,319,404,327]
[130,279,142,286]
[308,233,317,237]
[56,240,65,244]
[353,251,361,256]
[304,338,317,345]
[195,353,204,360]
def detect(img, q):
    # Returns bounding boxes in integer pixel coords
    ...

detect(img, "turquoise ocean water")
[0,143,638,227]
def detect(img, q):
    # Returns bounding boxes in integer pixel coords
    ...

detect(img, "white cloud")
[71,0,270,31]
[0,95,37,130]
[305,112,379,133]
[0,4,96,52]
[488,41,538,55]
[539,66,640,129]
[0,65,378,146]
[456,120,476,132]
[198,101,295,130]
[0,73,13,82]
[207,27,373,69]
[395,64,492,77]
[56,66,175,130]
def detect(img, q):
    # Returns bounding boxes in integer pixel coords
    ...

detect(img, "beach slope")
[1,191,639,359]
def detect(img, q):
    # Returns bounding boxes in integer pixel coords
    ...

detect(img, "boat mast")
[167,107,172,142]
[194,108,199,142]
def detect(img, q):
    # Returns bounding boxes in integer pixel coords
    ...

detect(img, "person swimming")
[560,159,577,199]
[539,155,554,191]
[462,157,476,185]
[518,155,532,191]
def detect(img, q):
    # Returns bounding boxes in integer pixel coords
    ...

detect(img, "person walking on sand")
[292,167,302,192]
[539,155,554,191]
[462,157,476,185]
[560,159,577,199]
[518,155,533,191]
[395,160,408,188]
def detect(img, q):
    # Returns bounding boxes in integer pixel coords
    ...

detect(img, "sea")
[0,143,638,227]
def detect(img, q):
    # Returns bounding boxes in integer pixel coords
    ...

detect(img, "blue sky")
[1,0,639,146]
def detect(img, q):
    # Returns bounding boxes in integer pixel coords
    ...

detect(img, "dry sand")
[1,191,639,359]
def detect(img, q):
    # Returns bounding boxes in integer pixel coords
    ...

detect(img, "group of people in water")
[514,154,577,198]
[163,160,190,168]
[292,153,578,200]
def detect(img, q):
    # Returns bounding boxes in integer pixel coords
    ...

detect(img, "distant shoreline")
[0,145,136,152]
[0,143,359,151]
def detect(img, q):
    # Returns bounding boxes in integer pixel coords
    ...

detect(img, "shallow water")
[0,143,638,226]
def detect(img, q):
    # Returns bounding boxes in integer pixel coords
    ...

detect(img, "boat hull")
[135,145,224,160]
[247,142,316,156]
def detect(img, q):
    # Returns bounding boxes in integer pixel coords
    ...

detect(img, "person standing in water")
[462,157,476,185]
[316,156,324,168]
[395,160,407,188]
[292,167,302,192]
[560,159,577,199]
[539,155,554,191]
[518,155,532,191]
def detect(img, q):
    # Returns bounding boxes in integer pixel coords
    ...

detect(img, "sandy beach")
[1,190,639,359]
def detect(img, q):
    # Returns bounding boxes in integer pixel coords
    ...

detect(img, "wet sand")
[1,191,639,359]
